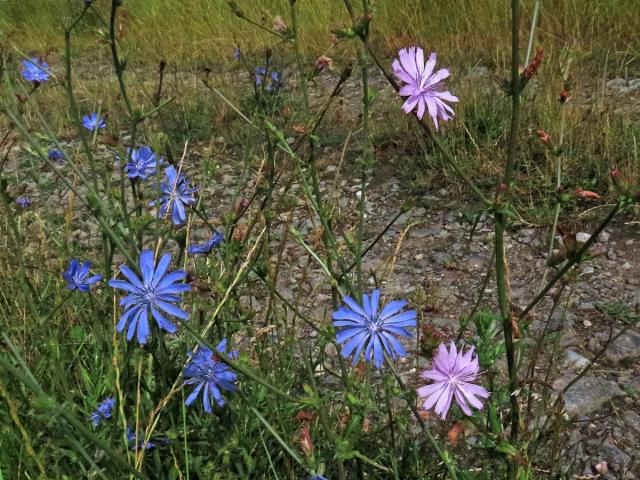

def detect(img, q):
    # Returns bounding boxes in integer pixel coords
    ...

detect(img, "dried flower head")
[273,15,288,33]
[314,55,334,73]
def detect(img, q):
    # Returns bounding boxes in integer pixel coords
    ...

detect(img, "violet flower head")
[184,339,238,413]
[187,231,224,255]
[126,427,155,451]
[15,196,32,208]
[90,397,115,427]
[153,165,197,225]
[82,112,106,131]
[333,289,416,369]
[417,342,490,420]
[233,46,241,60]
[255,66,267,86]
[63,259,103,292]
[124,146,162,180]
[108,250,191,345]
[392,47,459,130]
[21,57,49,82]
[48,148,64,164]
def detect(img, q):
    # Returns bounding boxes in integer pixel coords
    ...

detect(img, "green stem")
[519,201,621,321]
[289,0,309,112]
[361,45,490,207]
[0,352,149,480]
[384,353,458,480]
[496,2,523,477]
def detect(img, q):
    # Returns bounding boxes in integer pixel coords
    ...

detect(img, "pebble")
[552,374,624,417]
[576,232,591,243]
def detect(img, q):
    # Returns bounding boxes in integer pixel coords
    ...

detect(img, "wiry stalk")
[496,2,523,478]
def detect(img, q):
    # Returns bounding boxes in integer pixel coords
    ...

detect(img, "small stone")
[552,373,624,417]
[583,319,593,327]
[324,343,337,357]
[598,230,611,242]
[594,461,608,475]
[466,255,485,270]
[623,411,640,435]
[432,252,453,267]
[409,226,442,238]
[576,232,591,243]
[604,329,640,364]
[622,261,632,270]
[563,349,590,370]
[582,266,595,275]
[414,253,424,261]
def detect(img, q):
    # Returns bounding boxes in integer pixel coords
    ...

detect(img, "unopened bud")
[575,188,600,200]
[535,129,551,144]
[522,47,544,81]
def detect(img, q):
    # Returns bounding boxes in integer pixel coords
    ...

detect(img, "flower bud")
[314,55,333,73]
[522,47,544,81]
[575,188,600,200]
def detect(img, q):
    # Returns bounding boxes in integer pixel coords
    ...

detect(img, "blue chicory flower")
[311,476,329,480]
[21,57,49,82]
[153,165,197,225]
[15,196,32,208]
[187,231,224,255]
[82,112,106,131]
[255,66,267,86]
[126,427,155,451]
[265,71,281,93]
[184,339,238,413]
[233,46,241,60]
[90,397,115,427]
[255,66,281,92]
[108,250,191,345]
[332,289,416,368]
[48,148,64,164]
[124,146,162,180]
[63,259,103,292]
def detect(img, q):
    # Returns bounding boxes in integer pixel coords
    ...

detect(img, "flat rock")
[563,349,590,371]
[604,329,640,364]
[553,374,624,417]
[409,225,443,238]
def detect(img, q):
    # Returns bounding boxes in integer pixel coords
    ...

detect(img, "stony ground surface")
[6,65,640,478]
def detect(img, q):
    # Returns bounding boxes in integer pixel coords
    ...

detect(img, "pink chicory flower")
[417,342,490,419]
[392,47,459,130]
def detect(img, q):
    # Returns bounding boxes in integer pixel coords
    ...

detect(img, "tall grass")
[2,0,639,71]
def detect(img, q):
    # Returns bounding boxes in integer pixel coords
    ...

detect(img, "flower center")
[368,316,381,333]
[142,286,156,303]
